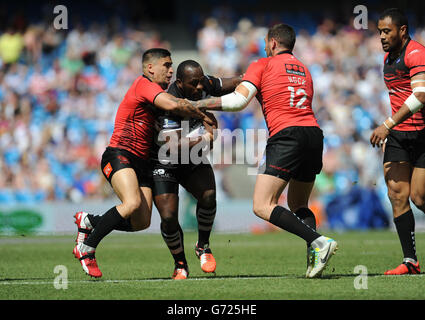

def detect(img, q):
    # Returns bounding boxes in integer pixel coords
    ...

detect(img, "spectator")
[0,27,24,66]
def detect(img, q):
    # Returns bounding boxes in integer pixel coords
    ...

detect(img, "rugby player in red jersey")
[188,24,338,278]
[72,48,214,278]
[370,8,425,275]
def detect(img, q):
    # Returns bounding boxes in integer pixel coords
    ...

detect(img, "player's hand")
[202,130,215,150]
[203,111,218,129]
[201,113,215,126]
[203,119,217,140]
[203,112,218,147]
[177,98,214,125]
[370,124,389,148]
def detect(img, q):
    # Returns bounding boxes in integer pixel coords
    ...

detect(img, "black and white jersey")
[151,75,223,163]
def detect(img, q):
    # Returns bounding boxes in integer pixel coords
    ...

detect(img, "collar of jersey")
[276,50,293,56]
[388,37,411,61]
[142,74,152,82]
[167,82,184,99]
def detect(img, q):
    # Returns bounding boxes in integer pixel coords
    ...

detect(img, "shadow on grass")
[0,277,54,282]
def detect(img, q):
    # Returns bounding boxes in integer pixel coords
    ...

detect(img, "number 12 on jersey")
[288,86,307,109]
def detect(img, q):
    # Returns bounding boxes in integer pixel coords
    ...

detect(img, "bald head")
[176,60,203,81]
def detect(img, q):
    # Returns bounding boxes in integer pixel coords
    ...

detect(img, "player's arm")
[160,129,211,150]
[159,113,216,152]
[154,92,214,125]
[370,72,425,148]
[218,75,243,95]
[188,81,257,112]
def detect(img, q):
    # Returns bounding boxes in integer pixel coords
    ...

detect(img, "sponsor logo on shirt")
[285,64,306,77]
[408,49,420,56]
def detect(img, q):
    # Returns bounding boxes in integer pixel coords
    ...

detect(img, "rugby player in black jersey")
[152,60,241,279]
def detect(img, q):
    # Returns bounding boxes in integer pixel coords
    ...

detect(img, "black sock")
[394,209,417,261]
[269,206,321,245]
[160,220,186,264]
[196,203,216,248]
[295,207,317,231]
[84,207,126,249]
[88,214,133,232]
[87,214,100,227]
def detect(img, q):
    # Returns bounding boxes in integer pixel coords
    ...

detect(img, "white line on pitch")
[0,274,423,286]
[0,276,289,285]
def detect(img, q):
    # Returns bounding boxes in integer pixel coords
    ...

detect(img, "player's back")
[244,52,318,137]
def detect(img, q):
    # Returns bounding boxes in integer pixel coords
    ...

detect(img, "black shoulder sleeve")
[202,75,223,97]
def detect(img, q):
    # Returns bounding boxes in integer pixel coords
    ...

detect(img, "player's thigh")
[111,168,144,211]
[152,166,180,220]
[253,174,288,220]
[383,161,412,215]
[410,167,425,208]
[181,164,216,204]
[287,179,315,212]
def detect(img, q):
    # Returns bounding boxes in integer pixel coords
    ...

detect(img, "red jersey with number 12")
[243,51,319,137]
[109,75,164,159]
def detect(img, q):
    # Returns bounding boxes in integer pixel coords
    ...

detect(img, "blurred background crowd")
[1,0,424,228]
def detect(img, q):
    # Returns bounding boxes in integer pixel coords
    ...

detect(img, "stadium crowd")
[1,9,425,210]
[196,11,425,206]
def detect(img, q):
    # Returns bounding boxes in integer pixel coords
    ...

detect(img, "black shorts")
[384,129,425,168]
[152,160,212,196]
[101,147,153,188]
[258,126,323,182]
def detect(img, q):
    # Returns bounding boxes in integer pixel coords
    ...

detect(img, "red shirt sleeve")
[134,77,164,103]
[406,47,425,78]
[242,58,268,90]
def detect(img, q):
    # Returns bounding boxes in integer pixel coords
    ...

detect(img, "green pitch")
[0,231,424,300]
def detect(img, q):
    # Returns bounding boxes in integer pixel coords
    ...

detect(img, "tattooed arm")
[190,97,223,111]
[219,75,243,94]
[154,92,214,125]
[189,81,257,112]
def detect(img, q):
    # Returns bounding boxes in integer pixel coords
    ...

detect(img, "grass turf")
[0,230,424,300]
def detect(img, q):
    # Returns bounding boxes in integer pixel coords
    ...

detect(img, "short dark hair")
[379,8,409,32]
[267,23,296,51]
[142,48,171,64]
[176,60,202,81]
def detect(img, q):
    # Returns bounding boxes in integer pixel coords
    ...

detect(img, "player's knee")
[387,188,409,208]
[156,201,178,224]
[132,216,151,231]
[410,192,425,211]
[160,215,179,233]
[122,197,143,218]
[253,201,268,220]
[198,190,216,208]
